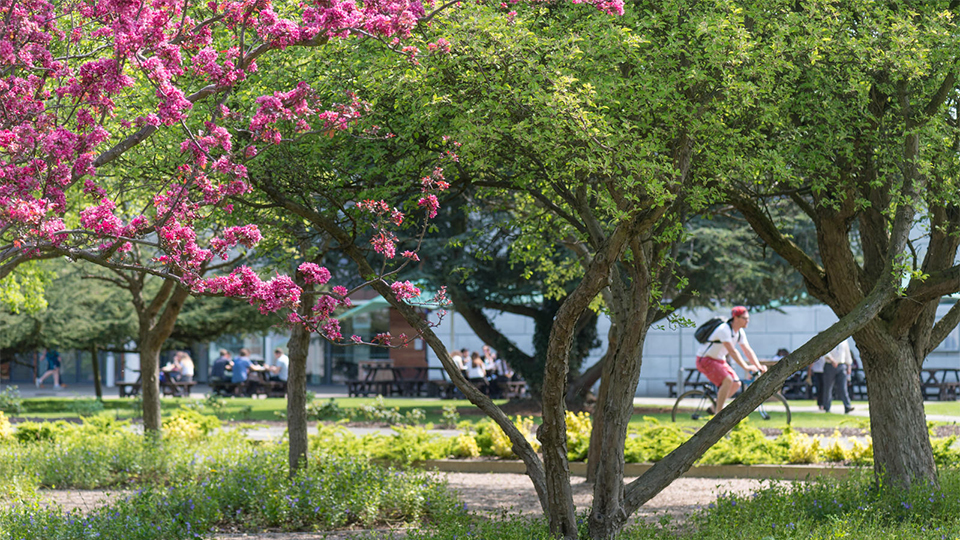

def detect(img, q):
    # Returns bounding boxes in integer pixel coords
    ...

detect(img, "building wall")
[426,303,960,396]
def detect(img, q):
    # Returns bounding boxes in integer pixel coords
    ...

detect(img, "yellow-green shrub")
[848,438,873,465]
[821,430,849,462]
[565,411,592,462]
[700,422,788,465]
[0,411,12,441]
[452,433,481,458]
[785,431,821,464]
[625,418,689,463]
[162,409,220,441]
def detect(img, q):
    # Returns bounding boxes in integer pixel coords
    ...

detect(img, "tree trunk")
[140,337,163,433]
[587,265,650,540]
[859,339,938,488]
[287,285,313,475]
[584,322,619,482]
[90,346,102,400]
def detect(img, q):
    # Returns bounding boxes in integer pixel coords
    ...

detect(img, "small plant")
[130,394,143,416]
[70,398,105,417]
[308,398,345,420]
[356,396,403,424]
[0,386,24,415]
[236,404,253,420]
[404,408,427,425]
[203,393,226,417]
[441,404,460,428]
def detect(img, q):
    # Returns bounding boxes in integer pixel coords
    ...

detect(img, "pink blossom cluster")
[209,225,263,259]
[391,280,421,301]
[201,267,303,315]
[298,262,332,285]
[427,38,451,53]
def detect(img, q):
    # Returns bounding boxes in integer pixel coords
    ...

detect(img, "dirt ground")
[35,472,776,539]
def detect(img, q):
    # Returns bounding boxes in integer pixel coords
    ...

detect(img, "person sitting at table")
[266,347,289,384]
[161,353,183,383]
[466,352,488,394]
[232,348,266,396]
[178,352,195,383]
[210,349,232,382]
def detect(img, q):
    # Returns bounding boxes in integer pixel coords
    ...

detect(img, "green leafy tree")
[240,3,888,539]
[725,0,960,489]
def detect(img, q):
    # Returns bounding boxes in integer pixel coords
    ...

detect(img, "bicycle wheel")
[672,389,716,422]
[752,392,791,424]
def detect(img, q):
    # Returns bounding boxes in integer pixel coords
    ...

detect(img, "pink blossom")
[321,318,342,340]
[418,194,440,219]
[391,280,421,301]
[299,262,332,284]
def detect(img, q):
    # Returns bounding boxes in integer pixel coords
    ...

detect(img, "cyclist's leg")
[716,376,741,411]
[696,356,740,412]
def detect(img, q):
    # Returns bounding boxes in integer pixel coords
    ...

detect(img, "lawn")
[9,393,960,431]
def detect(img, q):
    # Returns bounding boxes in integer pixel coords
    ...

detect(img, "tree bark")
[139,336,163,433]
[138,281,191,434]
[859,337,938,487]
[90,345,102,400]
[287,283,313,475]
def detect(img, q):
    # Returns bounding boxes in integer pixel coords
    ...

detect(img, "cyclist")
[695,306,766,413]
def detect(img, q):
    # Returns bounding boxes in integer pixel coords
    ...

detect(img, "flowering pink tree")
[0,0,621,434]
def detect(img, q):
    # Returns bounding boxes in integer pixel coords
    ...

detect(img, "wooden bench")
[161,381,196,397]
[501,381,527,399]
[117,382,142,397]
[428,380,456,399]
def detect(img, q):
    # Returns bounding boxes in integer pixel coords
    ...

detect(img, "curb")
[419,460,856,480]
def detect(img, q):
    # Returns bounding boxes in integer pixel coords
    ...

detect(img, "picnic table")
[346,365,453,397]
[665,368,713,397]
[116,371,196,398]
[920,368,960,401]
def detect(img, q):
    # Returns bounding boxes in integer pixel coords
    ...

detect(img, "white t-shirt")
[696,321,748,360]
[810,357,826,373]
[181,358,194,377]
[826,339,853,366]
[275,354,289,381]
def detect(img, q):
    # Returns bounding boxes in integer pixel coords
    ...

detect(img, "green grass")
[11,395,960,431]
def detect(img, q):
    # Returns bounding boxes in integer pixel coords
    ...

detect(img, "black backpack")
[694,317,729,344]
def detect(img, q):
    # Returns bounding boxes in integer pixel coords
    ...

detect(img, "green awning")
[337,297,390,320]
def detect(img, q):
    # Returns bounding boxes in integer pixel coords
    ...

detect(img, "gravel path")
[34,472,778,539]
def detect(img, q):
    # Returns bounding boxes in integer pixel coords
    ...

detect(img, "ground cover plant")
[0,409,461,539]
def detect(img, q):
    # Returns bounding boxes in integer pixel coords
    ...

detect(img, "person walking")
[694,306,766,413]
[806,355,826,411]
[36,349,64,389]
[822,338,855,414]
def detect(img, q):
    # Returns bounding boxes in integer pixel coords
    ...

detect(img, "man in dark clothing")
[210,349,232,381]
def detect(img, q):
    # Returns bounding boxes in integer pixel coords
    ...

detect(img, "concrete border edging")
[419,460,856,480]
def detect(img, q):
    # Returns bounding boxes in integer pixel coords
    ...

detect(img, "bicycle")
[671,375,791,424]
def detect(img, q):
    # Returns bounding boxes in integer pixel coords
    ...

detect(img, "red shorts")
[696,356,738,387]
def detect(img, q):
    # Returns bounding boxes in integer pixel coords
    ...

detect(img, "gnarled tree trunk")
[859,339,937,486]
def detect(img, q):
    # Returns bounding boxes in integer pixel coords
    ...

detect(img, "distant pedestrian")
[807,355,826,411]
[822,338,855,414]
[36,349,64,389]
